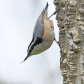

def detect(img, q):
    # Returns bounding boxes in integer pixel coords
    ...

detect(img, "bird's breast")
[43,15,55,42]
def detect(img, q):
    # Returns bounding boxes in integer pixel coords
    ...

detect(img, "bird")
[20,2,59,63]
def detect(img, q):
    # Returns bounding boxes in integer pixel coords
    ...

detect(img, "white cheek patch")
[28,37,43,56]
[30,41,52,56]
[28,38,36,52]
[30,43,44,55]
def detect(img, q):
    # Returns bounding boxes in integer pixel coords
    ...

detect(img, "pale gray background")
[0,0,62,84]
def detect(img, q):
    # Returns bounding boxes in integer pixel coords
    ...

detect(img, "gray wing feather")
[33,2,48,38]
[33,12,44,38]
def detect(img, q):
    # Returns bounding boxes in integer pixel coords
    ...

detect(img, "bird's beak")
[19,54,29,64]
[19,60,25,64]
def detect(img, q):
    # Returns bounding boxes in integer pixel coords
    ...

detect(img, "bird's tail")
[43,2,49,16]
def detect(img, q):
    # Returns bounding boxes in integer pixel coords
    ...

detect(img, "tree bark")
[54,0,84,84]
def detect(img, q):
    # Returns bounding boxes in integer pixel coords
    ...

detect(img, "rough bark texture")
[54,0,84,84]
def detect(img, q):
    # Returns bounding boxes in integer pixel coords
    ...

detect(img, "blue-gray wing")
[33,2,48,38]
[33,13,44,38]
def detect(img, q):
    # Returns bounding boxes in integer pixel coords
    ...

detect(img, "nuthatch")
[20,2,59,63]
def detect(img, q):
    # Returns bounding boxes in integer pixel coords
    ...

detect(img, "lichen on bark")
[54,0,84,84]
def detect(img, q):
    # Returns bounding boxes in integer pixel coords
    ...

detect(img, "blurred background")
[0,0,62,84]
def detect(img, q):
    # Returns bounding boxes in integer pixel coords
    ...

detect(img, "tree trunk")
[54,0,84,84]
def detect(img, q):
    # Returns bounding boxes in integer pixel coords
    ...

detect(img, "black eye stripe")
[28,36,34,49]
[28,37,43,55]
